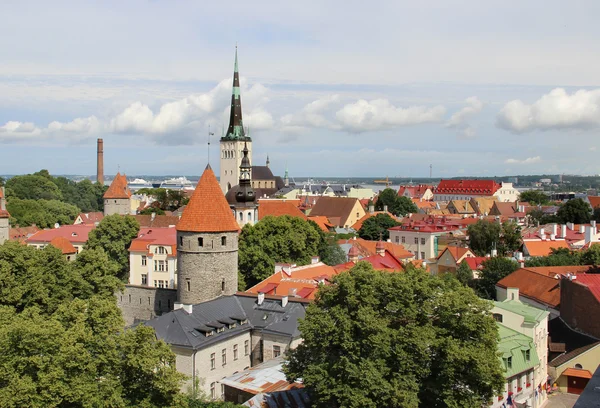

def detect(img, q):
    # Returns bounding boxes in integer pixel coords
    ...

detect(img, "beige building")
[492,289,549,407]
[389,221,461,260]
[434,246,476,274]
[309,196,366,229]
[128,227,177,288]
[548,341,600,394]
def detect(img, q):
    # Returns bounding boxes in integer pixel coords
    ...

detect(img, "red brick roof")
[398,184,433,198]
[27,225,95,245]
[573,274,600,304]
[496,268,562,308]
[177,165,239,233]
[435,179,501,196]
[103,173,131,199]
[49,236,77,254]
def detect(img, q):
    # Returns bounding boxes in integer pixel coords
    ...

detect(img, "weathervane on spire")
[207,125,215,165]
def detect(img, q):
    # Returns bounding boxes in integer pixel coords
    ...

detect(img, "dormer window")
[525,349,530,361]
[507,356,512,369]
[217,327,225,334]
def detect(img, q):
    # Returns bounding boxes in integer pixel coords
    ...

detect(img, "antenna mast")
[208,125,215,165]
[429,164,432,179]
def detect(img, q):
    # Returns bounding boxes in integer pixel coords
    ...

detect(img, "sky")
[1,0,600,179]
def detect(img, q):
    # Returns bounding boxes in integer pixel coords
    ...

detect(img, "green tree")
[6,197,80,228]
[581,244,600,266]
[0,176,5,187]
[285,263,504,408]
[467,220,501,256]
[477,257,519,300]
[456,260,474,287]
[358,213,399,240]
[319,242,347,266]
[86,214,140,281]
[140,206,166,215]
[557,198,592,224]
[5,173,63,200]
[518,190,550,205]
[375,188,419,217]
[239,216,323,287]
[525,247,582,267]
[70,248,123,299]
[498,221,522,255]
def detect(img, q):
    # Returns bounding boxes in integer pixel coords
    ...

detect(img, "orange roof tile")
[440,246,475,262]
[562,367,593,379]
[338,238,413,260]
[177,165,240,233]
[496,268,561,308]
[258,199,307,221]
[523,240,570,257]
[588,196,600,209]
[49,236,77,254]
[103,173,131,199]
[307,216,334,232]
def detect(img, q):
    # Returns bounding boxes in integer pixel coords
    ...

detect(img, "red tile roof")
[588,196,600,209]
[49,236,77,254]
[103,173,131,199]
[562,367,593,379]
[523,240,571,257]
[398,184,434,198]
[27,225,96,245]
[463,256,488,270]
[496,268,562,308]
[338,238,414,260]
[307,215,334,232]
[334,250,404,273]
[128,227,177,256]
[439,246,475,262]
[435,179,501,196]
[75,212,104,225]
[258,199,306,221]
[177,165,240,233]
[573,274,600,304]
[9,225,40,242]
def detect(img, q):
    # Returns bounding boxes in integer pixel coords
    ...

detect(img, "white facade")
[129,244,177,289]
[232,207,258,228]
[389,229,443,260]
[494,183,519,202]
[220,140,252,194]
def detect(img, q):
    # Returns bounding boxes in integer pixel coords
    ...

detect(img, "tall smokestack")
[97,138,104,185]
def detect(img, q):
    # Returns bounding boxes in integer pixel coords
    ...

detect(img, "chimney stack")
[97,138,104,185]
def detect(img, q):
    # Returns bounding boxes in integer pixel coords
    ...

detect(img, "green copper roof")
[497,323,539,378]
[494,299,549,325]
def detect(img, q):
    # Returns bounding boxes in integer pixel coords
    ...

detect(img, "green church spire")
[222,46,249,141]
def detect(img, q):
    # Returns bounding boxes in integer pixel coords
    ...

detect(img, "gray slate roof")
[145,295,307,350]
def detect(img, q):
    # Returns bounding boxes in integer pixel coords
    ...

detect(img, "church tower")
[231,142,258,227]
[176,165,240,305]
[0,187,9,245]
[220,47,252,194]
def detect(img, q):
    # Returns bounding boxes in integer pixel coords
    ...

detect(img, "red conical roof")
[103,173,131,199]
[177,165,240,233]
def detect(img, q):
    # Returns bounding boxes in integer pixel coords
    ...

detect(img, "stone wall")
[104,198,131,216]
[561,278,600,338]
[177,231,238,305]
[0,218,9,245]
[117,285,177,326]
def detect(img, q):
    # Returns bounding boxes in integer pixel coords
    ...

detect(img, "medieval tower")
[176,165,240,305]
[231,142,258,227]
[0,187,9,244]
[220,47,252,194]
[103,173,132,216]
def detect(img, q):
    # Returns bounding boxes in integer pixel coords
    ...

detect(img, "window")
[157,246,166,254]
[525,349,530,361]
[198,237,203,247]
[221,236,227,246]
[395,236,399,244]
[221,279,225,292]
[210,353,215,370]
[128,294,131,303]
[233,344,238,360]
[210,382,216,399]
[179,236,183,246]
[222,349,227,366]
[273,345,281,358]
[155,260,166,271]
[239,212,243,221]
[186,280,191,291]
[414,237,419,244]
[507,357,512,369]
[141,255,147,266]
[245,340,249,356]
[493,313,503,323]
[421,252,425,260]
[154,280,158,287]
[158,280,165,288]
[141,274,147,285]
[401,236,406,243]
[421,238,426,245]
[575,363,583,369]
[221,384,225,398]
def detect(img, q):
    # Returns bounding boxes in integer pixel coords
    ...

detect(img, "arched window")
[248,212,252,221]
[239,212,243,221]
[575,363,583,369]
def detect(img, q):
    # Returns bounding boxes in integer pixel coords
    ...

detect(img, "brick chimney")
[97,138,104,185]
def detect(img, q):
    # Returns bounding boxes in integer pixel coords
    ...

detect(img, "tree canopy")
[136,188,189,212]
[518,190,550,205]
[476,257,519,300]
[86,215,141,281]
[456,260,474,287]
[6,197,81,228]
[285,263,504,408]
[556,198,592,224]
[467,220,521,256]
[375,188,418,217]
[358,213,399,241]
[239,216,325,288]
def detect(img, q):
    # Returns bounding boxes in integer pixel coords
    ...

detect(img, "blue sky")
[1,1,600,178]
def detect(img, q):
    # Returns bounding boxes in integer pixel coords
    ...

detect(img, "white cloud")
[446,96,483,139]
[504,156,541,164]
[0,121,42,142]
[281,94,340,130]
[335,99,446,133]
[497,88,600,133]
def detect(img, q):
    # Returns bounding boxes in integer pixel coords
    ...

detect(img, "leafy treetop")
[358,213,400,241]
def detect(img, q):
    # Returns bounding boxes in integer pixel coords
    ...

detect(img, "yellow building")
[128,227,177,289]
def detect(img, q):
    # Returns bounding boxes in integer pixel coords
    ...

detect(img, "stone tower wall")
[116,285,177,327]
[176,230,238,304]
[104,198,131,216]
[220,140,252,193]
[0,218,9,245]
